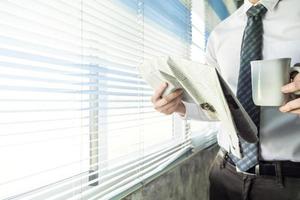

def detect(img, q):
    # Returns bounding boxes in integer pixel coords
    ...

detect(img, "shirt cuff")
[179,101,209,121]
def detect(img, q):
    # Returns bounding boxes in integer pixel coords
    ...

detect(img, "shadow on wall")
[123,145,219,200]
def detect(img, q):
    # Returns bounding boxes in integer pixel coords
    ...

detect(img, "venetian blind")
[0,0,192,199]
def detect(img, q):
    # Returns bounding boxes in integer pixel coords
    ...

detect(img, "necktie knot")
[247,4,267,17]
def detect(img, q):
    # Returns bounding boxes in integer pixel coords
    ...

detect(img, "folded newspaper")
[138,56,258,159]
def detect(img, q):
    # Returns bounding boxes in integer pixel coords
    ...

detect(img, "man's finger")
[279,98,300,112]
[293,73,300,82]
[161,101,179,115]
[156,101,176,113]
[155,95,182,111]
[164,98,182,115]
[154,98,168,108]
[152,82,168,103]
[155,90,183,107]
[281,81,300,93]
[289,109,300,115]
[163,89,183,103]
[165,106,177,115]
[155,93,182,108]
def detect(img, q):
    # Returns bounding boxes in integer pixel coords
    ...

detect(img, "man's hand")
[151,83,186,116]
[280,73,300,114]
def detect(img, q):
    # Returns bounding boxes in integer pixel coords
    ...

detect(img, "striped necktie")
[230,4,268,172]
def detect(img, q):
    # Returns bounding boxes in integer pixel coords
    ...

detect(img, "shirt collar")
[240,0,280,16]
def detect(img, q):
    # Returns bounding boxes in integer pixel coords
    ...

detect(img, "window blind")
[0,0,192,199]
[188,0,218,147]
[189,0,238,150]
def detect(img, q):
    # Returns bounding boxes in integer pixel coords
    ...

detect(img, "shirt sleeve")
[179,31,220,121]
[204,31,220,70]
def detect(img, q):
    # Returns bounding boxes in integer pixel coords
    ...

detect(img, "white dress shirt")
[184,0,300,161]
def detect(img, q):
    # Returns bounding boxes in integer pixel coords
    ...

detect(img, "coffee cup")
[251,58,291,106]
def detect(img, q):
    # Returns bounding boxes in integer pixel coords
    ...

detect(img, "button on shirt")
[184,0,300,161]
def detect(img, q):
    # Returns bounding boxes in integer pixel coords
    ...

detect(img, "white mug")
[251,58,291,106]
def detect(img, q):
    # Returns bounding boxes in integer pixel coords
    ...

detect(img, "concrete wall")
[123,145,219,200]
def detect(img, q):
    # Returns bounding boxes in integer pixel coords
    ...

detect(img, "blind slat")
[7,142,191,200]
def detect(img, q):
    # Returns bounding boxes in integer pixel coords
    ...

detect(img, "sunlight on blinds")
[0,0,192,199]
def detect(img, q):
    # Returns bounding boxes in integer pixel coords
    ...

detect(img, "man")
[151,0,300,199]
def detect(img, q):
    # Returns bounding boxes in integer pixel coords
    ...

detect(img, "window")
[0,0,193,199]
[189,0,237,149]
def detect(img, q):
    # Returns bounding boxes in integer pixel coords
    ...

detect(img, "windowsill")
[111,139,218,200]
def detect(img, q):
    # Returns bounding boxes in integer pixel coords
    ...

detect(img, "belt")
[219,150,300,178]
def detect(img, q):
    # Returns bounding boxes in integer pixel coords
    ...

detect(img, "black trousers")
[209,151,300,200]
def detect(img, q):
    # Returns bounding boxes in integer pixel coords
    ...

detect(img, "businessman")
[151,0,300,199]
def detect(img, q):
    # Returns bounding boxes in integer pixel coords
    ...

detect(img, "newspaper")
[139,56,258,159]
